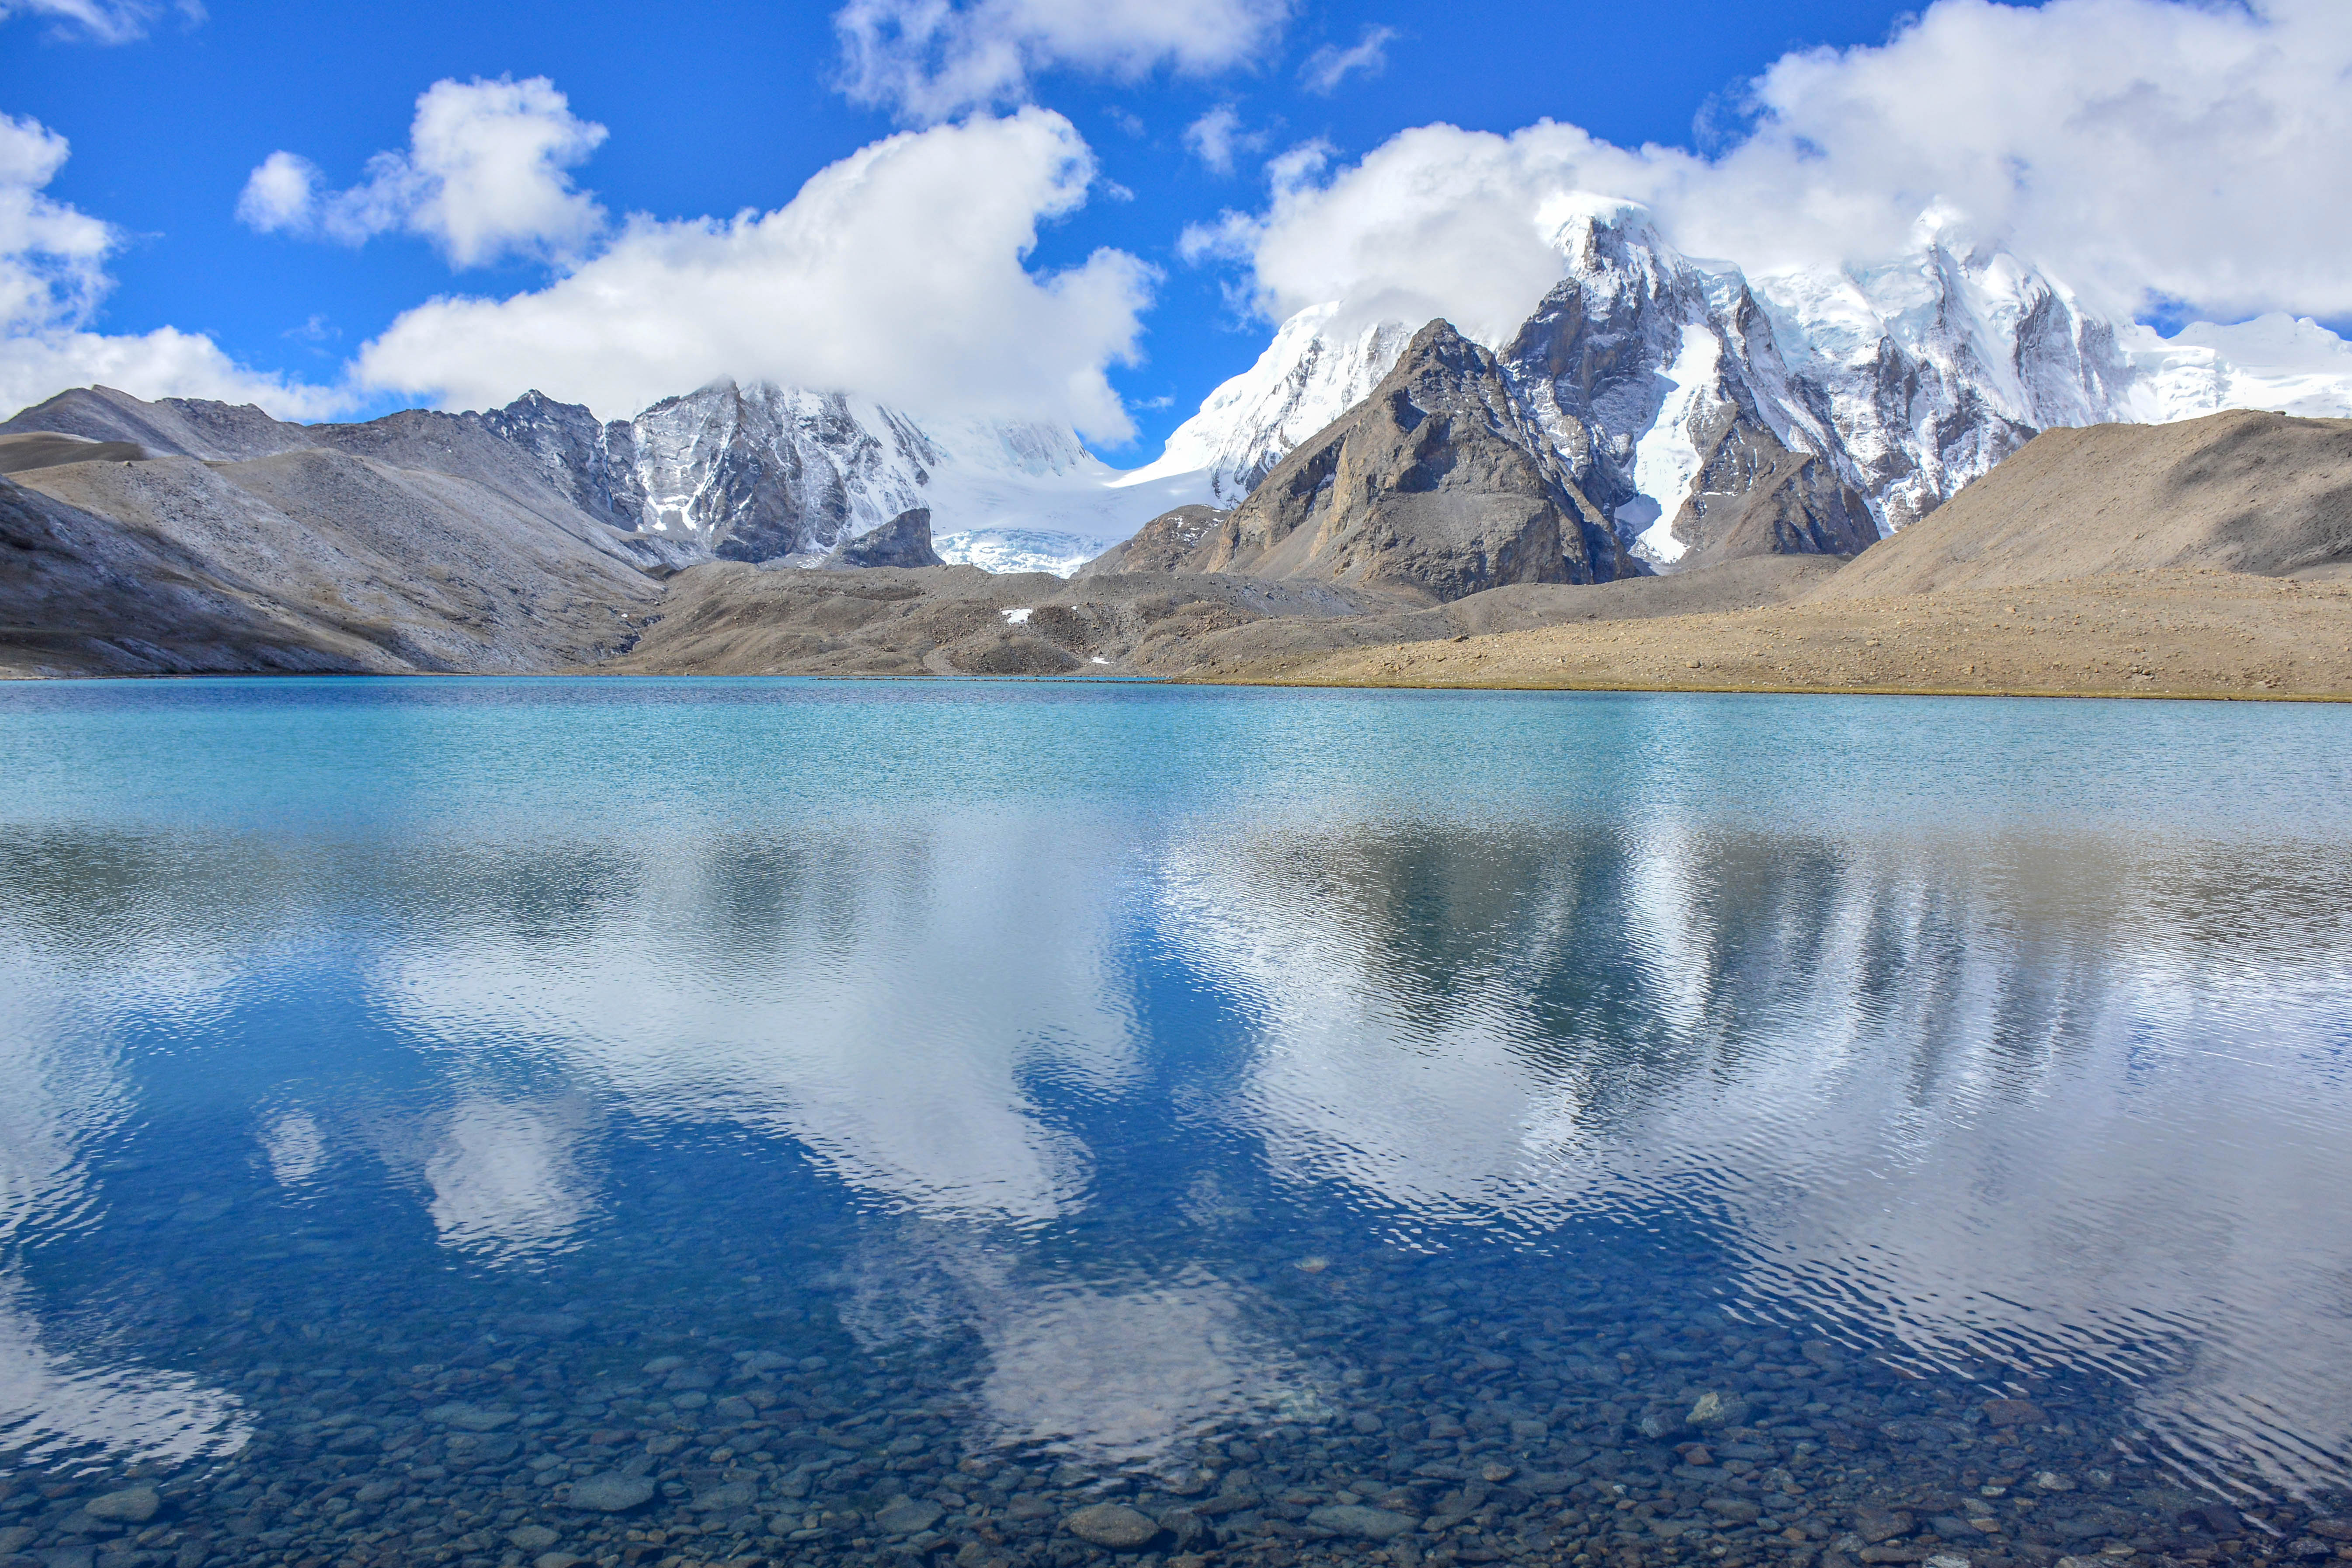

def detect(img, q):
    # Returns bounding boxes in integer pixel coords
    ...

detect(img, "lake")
[1,678,2349,1568]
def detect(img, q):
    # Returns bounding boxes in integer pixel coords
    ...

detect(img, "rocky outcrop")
[1074,504,1230,577]
[1098,323,1633,602]
[1665,417,1877,565]
[821,508,944,569]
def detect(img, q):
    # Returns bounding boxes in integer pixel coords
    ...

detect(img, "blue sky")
[3,0,2348,456]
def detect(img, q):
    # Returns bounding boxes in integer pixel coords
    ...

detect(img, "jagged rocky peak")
[477,390,644,526]
[820,507,944,570]
[623,380,940,562]
[1745,211,2134,533]
[1500,197,1868,566]
[1173,320,1633,602]
[1141,195,2352,574]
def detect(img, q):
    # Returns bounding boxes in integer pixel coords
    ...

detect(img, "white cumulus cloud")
[354,108,1155,439]
[238,76,608,268]
[1298,24,1395,95]
[0,114,343,421]
[834,0,1292,122]
[1192,0,2352,337]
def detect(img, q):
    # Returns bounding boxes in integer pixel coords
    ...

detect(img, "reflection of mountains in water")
[2,814,2349,1489]
[1158,819,2352,1492]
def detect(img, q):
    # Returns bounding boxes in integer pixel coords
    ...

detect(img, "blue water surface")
[0,678,2348,1566]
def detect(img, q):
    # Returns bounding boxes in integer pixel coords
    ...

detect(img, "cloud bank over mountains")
[3,0,2349,439]
[354,107,1157,441]
[1195,0,2352,346]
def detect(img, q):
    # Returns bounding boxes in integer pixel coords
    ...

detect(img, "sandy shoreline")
[1176,570,2352,702]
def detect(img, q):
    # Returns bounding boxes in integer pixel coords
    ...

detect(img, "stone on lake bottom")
[83,1487,160,1523]
[535,1556,585,1568]
[508,1525,560,1551]
[566,1473,656,1512]
[1982,1399,2046,1427]
[426,1401,518,1431]
[1856,1509,1915,1544]
[875,1498,945,1535]
[1066,1503,1160,1548]
[1308,1505,1419,1541]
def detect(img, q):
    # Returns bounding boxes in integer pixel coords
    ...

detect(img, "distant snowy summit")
[474,382,1203,577]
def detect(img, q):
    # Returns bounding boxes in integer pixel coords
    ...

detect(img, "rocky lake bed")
[11,1212,2343,1568]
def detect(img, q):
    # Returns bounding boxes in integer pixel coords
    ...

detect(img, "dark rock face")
[628,382,935,563]
[821,508,944,570]
[1667,416,1877,565]
[478,390,646,527]
[1177,321,1633,602]
[1497,219,1876,570]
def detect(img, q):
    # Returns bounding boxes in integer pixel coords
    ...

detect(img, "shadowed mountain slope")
[1109,322,1636,603]
[1810,410,2352,600]
[0,445,664,677]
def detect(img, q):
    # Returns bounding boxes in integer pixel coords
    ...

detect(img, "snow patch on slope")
[1627,327,1723,566]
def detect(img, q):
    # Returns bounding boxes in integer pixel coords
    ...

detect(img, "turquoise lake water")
[0,678,2348,1568]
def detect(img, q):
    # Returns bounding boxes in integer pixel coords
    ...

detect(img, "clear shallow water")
[1,678,2349,1568]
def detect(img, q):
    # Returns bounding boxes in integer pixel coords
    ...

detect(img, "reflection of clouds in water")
[1157,834,1586,1222]
[422,1099,597,1261]
[979,1274,1267,1461]
[1158,823,2352,1493]
[835,1229,1286,1463]
[259,1109,326,1188]
[0,942,247,1464]
[373,820,1137,1226]
[0,1277,248,1466]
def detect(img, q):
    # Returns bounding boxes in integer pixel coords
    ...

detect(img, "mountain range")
[12,198,2349,588]
[4,192,2352,681]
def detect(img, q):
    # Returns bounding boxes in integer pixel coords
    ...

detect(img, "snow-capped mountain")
[238,204,2352,582]
[1120,306,1416,506]
[477,381,1204,577]
[1148,200,2352,570]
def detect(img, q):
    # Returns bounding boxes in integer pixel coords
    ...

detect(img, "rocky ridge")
[1115,322,1636,601]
